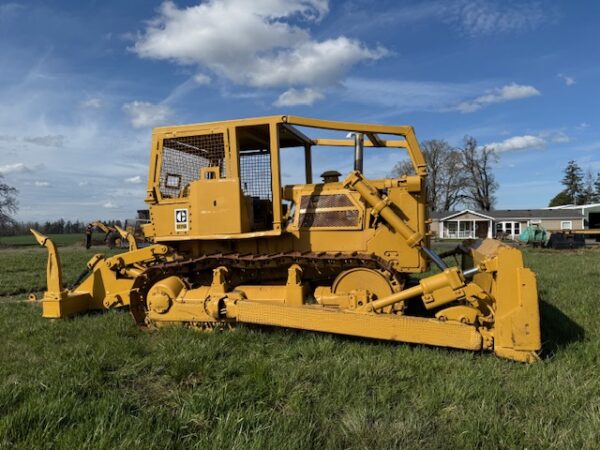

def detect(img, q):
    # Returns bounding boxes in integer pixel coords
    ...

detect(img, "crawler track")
[130,250,404,327]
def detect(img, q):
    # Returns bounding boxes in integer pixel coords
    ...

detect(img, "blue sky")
[0,0,598,222]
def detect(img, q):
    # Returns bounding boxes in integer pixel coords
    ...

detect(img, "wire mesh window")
[299,210,360,228]
[240,150,272,200]
[297,193,360,229]
[159,133,225,197]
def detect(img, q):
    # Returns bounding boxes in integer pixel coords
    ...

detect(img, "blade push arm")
[343,171,448,270]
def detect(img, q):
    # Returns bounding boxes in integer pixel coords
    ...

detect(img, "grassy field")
[1,243,599,449]
[0,233,84,248]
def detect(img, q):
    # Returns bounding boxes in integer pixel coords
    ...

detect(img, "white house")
[430,208,585,239]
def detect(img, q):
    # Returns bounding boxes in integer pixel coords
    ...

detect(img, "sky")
[0,0,599,222]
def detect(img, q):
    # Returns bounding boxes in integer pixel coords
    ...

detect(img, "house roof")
[435,209,495,221]
[430,209,582,220]
[545,203,600,211]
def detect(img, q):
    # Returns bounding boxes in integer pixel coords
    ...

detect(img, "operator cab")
[146,115,425,240]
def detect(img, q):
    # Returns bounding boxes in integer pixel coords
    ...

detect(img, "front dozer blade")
[465,239,541,362]
[222,239,542,363]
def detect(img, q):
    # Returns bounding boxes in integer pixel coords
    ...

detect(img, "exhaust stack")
[348,132,364,172]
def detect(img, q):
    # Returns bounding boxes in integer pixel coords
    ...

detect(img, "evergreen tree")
[548,190,571,207]
[561,160,583,204]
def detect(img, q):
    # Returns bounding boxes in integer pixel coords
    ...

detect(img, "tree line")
[392,136,498,211]
[0,219,125,237]
[549,160,600,206]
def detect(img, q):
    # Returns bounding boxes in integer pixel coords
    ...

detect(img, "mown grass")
[0,247,120,296]
[0,245,599,449]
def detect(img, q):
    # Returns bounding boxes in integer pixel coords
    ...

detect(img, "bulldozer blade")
[466,239,541,362]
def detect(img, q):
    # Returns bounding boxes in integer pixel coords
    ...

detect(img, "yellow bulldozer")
[84,221,121,249]
[31,116,541,362]
[85,211,150,249]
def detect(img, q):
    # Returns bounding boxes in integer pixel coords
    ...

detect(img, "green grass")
[0,233,84,248]
[0,247,120,296]
[1,246,599,449]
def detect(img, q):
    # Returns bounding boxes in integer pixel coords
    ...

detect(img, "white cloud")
[541,130,570,144]
[102,201,118,209]
[275,88,324,106]
[486,135,545,153]
[444,0,552,36]
[0,162,32,175]
[193,73,211,85]
[244,38,386,88]
[123,101,173,128]
[132,0,385,98]
[81,97,104,109]
[78,181,89,187]
[124,175,143,184]
[34,181,50,187]
[23,135,65,147]
[557,73,575,86]
[455,83,540,113]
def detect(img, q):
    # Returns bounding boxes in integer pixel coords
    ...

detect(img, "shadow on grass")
[539,296,585,358]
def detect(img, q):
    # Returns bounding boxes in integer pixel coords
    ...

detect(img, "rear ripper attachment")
[31,115,541,363]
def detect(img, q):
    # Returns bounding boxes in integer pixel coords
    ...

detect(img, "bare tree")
[579,168,595,205]
[434,145,466,211]
[0,174,18,228]
[390,159,414,179]
[459,136,498,211]
[391,139,465,211]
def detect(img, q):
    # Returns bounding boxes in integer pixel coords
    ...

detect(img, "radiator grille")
[299,194,353,209]
[159,133,225,198]
[299,210,360,228]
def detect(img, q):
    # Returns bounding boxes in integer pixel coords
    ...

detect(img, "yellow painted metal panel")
[235,301,482,351]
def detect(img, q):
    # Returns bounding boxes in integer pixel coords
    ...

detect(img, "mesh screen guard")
[240,150,272,201]
[159,133,225,197]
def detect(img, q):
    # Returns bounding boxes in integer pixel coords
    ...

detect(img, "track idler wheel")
[147,276,186,315]
[316,268,403,312]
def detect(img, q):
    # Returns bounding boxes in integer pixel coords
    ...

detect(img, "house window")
[561,221,572,230]
[445,221,458,237]
[496,221,521,239]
